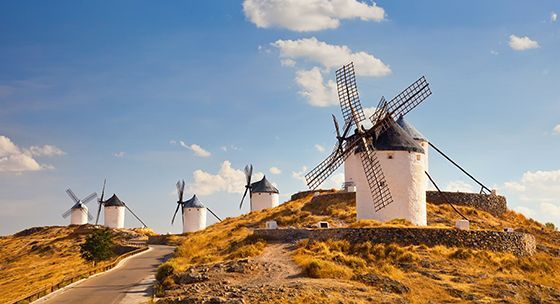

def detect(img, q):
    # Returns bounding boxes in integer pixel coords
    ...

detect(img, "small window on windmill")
[416,154,421,161]
[318,221,329,229]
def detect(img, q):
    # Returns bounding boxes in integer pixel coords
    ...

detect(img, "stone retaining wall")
[426,191,507,217]
[254,227,536,256]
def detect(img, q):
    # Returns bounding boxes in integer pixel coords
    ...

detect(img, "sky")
[1,1,559,235]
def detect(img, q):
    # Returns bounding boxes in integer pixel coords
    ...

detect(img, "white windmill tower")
[94,179,148,229]
[397,115,429,172]
[305,62,432,226]
[61,189,96,225]
[239,165,279,212]
[172,180,222,233]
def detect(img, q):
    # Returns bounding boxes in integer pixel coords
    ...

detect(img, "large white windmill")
[61,189,96,225]
[172,180,221,233]
[239,165,279,212]
[305,62,432,226]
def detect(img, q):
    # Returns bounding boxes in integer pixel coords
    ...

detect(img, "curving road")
[37,245,174,304]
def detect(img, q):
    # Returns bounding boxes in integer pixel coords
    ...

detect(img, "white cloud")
[508,35,539,51]
[444,180,475,193]
[113,151,126,158]
[269,166,282,174]
[490,50,499,56]
[295,67,338,107]
[314,144,326,153]
[292,166,308,184]
[173,140,212,157]
[514,206,536,218]
[503,170,560,225]
[29,145,66,156]
[273,37,391,76]
[187,161,263,196]
[553,124,560,135]
[243,0,385,32]
[551,12,557,22]
[0,135,62,172]
[280,58,296,67]
[273,37,390,107]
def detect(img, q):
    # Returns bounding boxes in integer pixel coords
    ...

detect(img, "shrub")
[449,248,473,259]
[304,259,353,279]
[80,229,115,263]
[156,262,176,283]
[545,222,557,231]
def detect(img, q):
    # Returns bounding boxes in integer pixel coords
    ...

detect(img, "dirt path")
[249,243,301,282]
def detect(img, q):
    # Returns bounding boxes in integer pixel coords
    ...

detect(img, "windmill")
[62,189,96,225]
[94,179,148,229]
[239,165,279,212]
[305,62,432,225]
[172,179,222,233]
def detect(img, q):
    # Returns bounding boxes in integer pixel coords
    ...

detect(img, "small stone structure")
[426,191,507,217]
[254,227,536,256]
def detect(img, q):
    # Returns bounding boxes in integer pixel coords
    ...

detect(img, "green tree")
[545,222,557,231]
[80,229,115,264]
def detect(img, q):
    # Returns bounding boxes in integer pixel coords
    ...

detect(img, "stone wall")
[426,191,507,217]
[254,227,536,256]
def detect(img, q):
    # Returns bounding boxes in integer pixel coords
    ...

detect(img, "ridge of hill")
[0,225,151,303]
[156,191,560,304]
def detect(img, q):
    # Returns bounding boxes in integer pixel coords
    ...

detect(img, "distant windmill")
[305,62,432,225]
[94,179,148,229]
[239,164,279,212]
[172,180,222,233]
[62,189,96,225]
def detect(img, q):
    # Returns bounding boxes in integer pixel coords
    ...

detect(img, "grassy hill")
[0,225,150,303]
[156,191,560,304]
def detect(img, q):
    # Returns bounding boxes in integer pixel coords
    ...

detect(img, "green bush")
[80,229,115,263]
[156,262,176,283]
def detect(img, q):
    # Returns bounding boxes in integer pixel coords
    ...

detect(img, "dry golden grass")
[165,190,560,302]
[0,225,139,303]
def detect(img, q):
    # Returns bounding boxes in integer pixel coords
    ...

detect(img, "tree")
[80,229,115,264]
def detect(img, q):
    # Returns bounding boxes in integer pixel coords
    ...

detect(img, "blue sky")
[1,1,559,235]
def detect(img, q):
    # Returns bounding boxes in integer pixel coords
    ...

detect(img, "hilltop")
[0,224,152,303]
[155,191,560,304]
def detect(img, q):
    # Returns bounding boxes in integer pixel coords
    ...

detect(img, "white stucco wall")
[419,140,429,172]
[183,207,207,233]
[70,206,88,225]
[344,149,427,226]
[104,206,125,228]
[251,192,279,212]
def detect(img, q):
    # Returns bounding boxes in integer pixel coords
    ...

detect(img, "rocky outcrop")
[254,227,536,256]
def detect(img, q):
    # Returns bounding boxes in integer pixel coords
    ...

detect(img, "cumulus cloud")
[172,140,212,157]
[269,166,282,174]
[243,0,385,32]
[187,161,264,196]
[0,135,63,172]
[508,35,539,51]
[553,124,560,135]
[113,151,126,158]
[292,166,308,184]
[502,169,560,225]
[29,145,66,156]
[295,67,338,107]
[272,37,390,107]
[551,12,557,22]
[273,37,391,76]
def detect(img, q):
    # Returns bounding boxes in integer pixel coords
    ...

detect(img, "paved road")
[38,245,175,304]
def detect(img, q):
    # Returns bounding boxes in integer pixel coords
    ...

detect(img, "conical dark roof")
[374,119,424,153]
[396,115,427,141]
[251,176,279,193]
[184,195,205,208]
[104,194,125,207]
